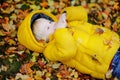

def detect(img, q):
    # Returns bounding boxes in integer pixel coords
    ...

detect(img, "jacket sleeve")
[62,6,88,23]
[43,28,77,61]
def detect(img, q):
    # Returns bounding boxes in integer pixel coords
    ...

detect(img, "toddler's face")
[32,18,55,42]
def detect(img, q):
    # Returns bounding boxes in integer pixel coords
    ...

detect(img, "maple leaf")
[1,5,15,14]
[17,10,29,20]
[20,62,34,74]
[40,0,48,8]
[0,2,9,8]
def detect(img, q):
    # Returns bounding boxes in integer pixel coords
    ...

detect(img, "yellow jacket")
[17,10,57,52]
[17,6,120,79]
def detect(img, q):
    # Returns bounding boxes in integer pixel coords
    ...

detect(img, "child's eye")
[49,21,52,23]
[47,27,50,30]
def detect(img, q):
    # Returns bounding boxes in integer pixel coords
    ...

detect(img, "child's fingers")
[59,13,66,22]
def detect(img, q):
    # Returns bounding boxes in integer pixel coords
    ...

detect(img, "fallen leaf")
[5,47,17,54]
[0,30,6,36]
[1,17,9,31]
[7,39,16,45]
[0,18,5,24]
[17,44,26,51]
[95,28,104,34]
[30,5,40,11]
[17,10,29,20]
[40,0,48,8]
[1,5,15,14]
[113,2,119,10]
[38,59,45,68]
[20,62,34,74]
[103,18,111,28]
[0,2,9,8]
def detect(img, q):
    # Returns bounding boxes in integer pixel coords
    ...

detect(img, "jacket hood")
[17,10,57,52]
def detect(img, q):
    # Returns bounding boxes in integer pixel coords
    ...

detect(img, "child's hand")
[56,13,67,29]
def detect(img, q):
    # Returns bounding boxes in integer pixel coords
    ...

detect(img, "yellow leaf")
[8,39,16,45]
[0,30,5,36]
[0,16,3,18]
[30,5,40,11]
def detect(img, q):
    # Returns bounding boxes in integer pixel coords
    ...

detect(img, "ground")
[0,0,120,80]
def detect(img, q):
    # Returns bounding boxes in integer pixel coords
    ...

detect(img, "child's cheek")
[45,29,52,37]
[48,27,54,34]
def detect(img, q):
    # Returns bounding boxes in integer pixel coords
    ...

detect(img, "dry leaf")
[40,0,48,8]
[1,5,15,14]
[20,62,34,74]
[95,28,104,34]
[38,59,45,68]
[7,39,16,45]
[103,18,111,28]
[0,30,6,36]
[17,10,29,20]
[0,2,9,8]
[5,47,17,54]
[0,18,5,24]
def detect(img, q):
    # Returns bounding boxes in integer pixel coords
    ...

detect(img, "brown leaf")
[95,28,104,35]
[7,39,16,45]
[0,30,6,36]
[5,47,17,55]
[18,44,26,51]
[103,18,111,28]
[2,23,9,31]
[17,10,29,20]
[113,2,119,10]
[40,0,48,8]
[1,17,9,31]
[0,18,5,24]
[20,62,34,74]
[0,2,9,8]
[112,22,119,32]
[38,59,45,68]
[58,65,70,78]
[1,5,15,14]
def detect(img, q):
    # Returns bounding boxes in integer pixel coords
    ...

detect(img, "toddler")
[18,6,120,79]
[32,13,67,42]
